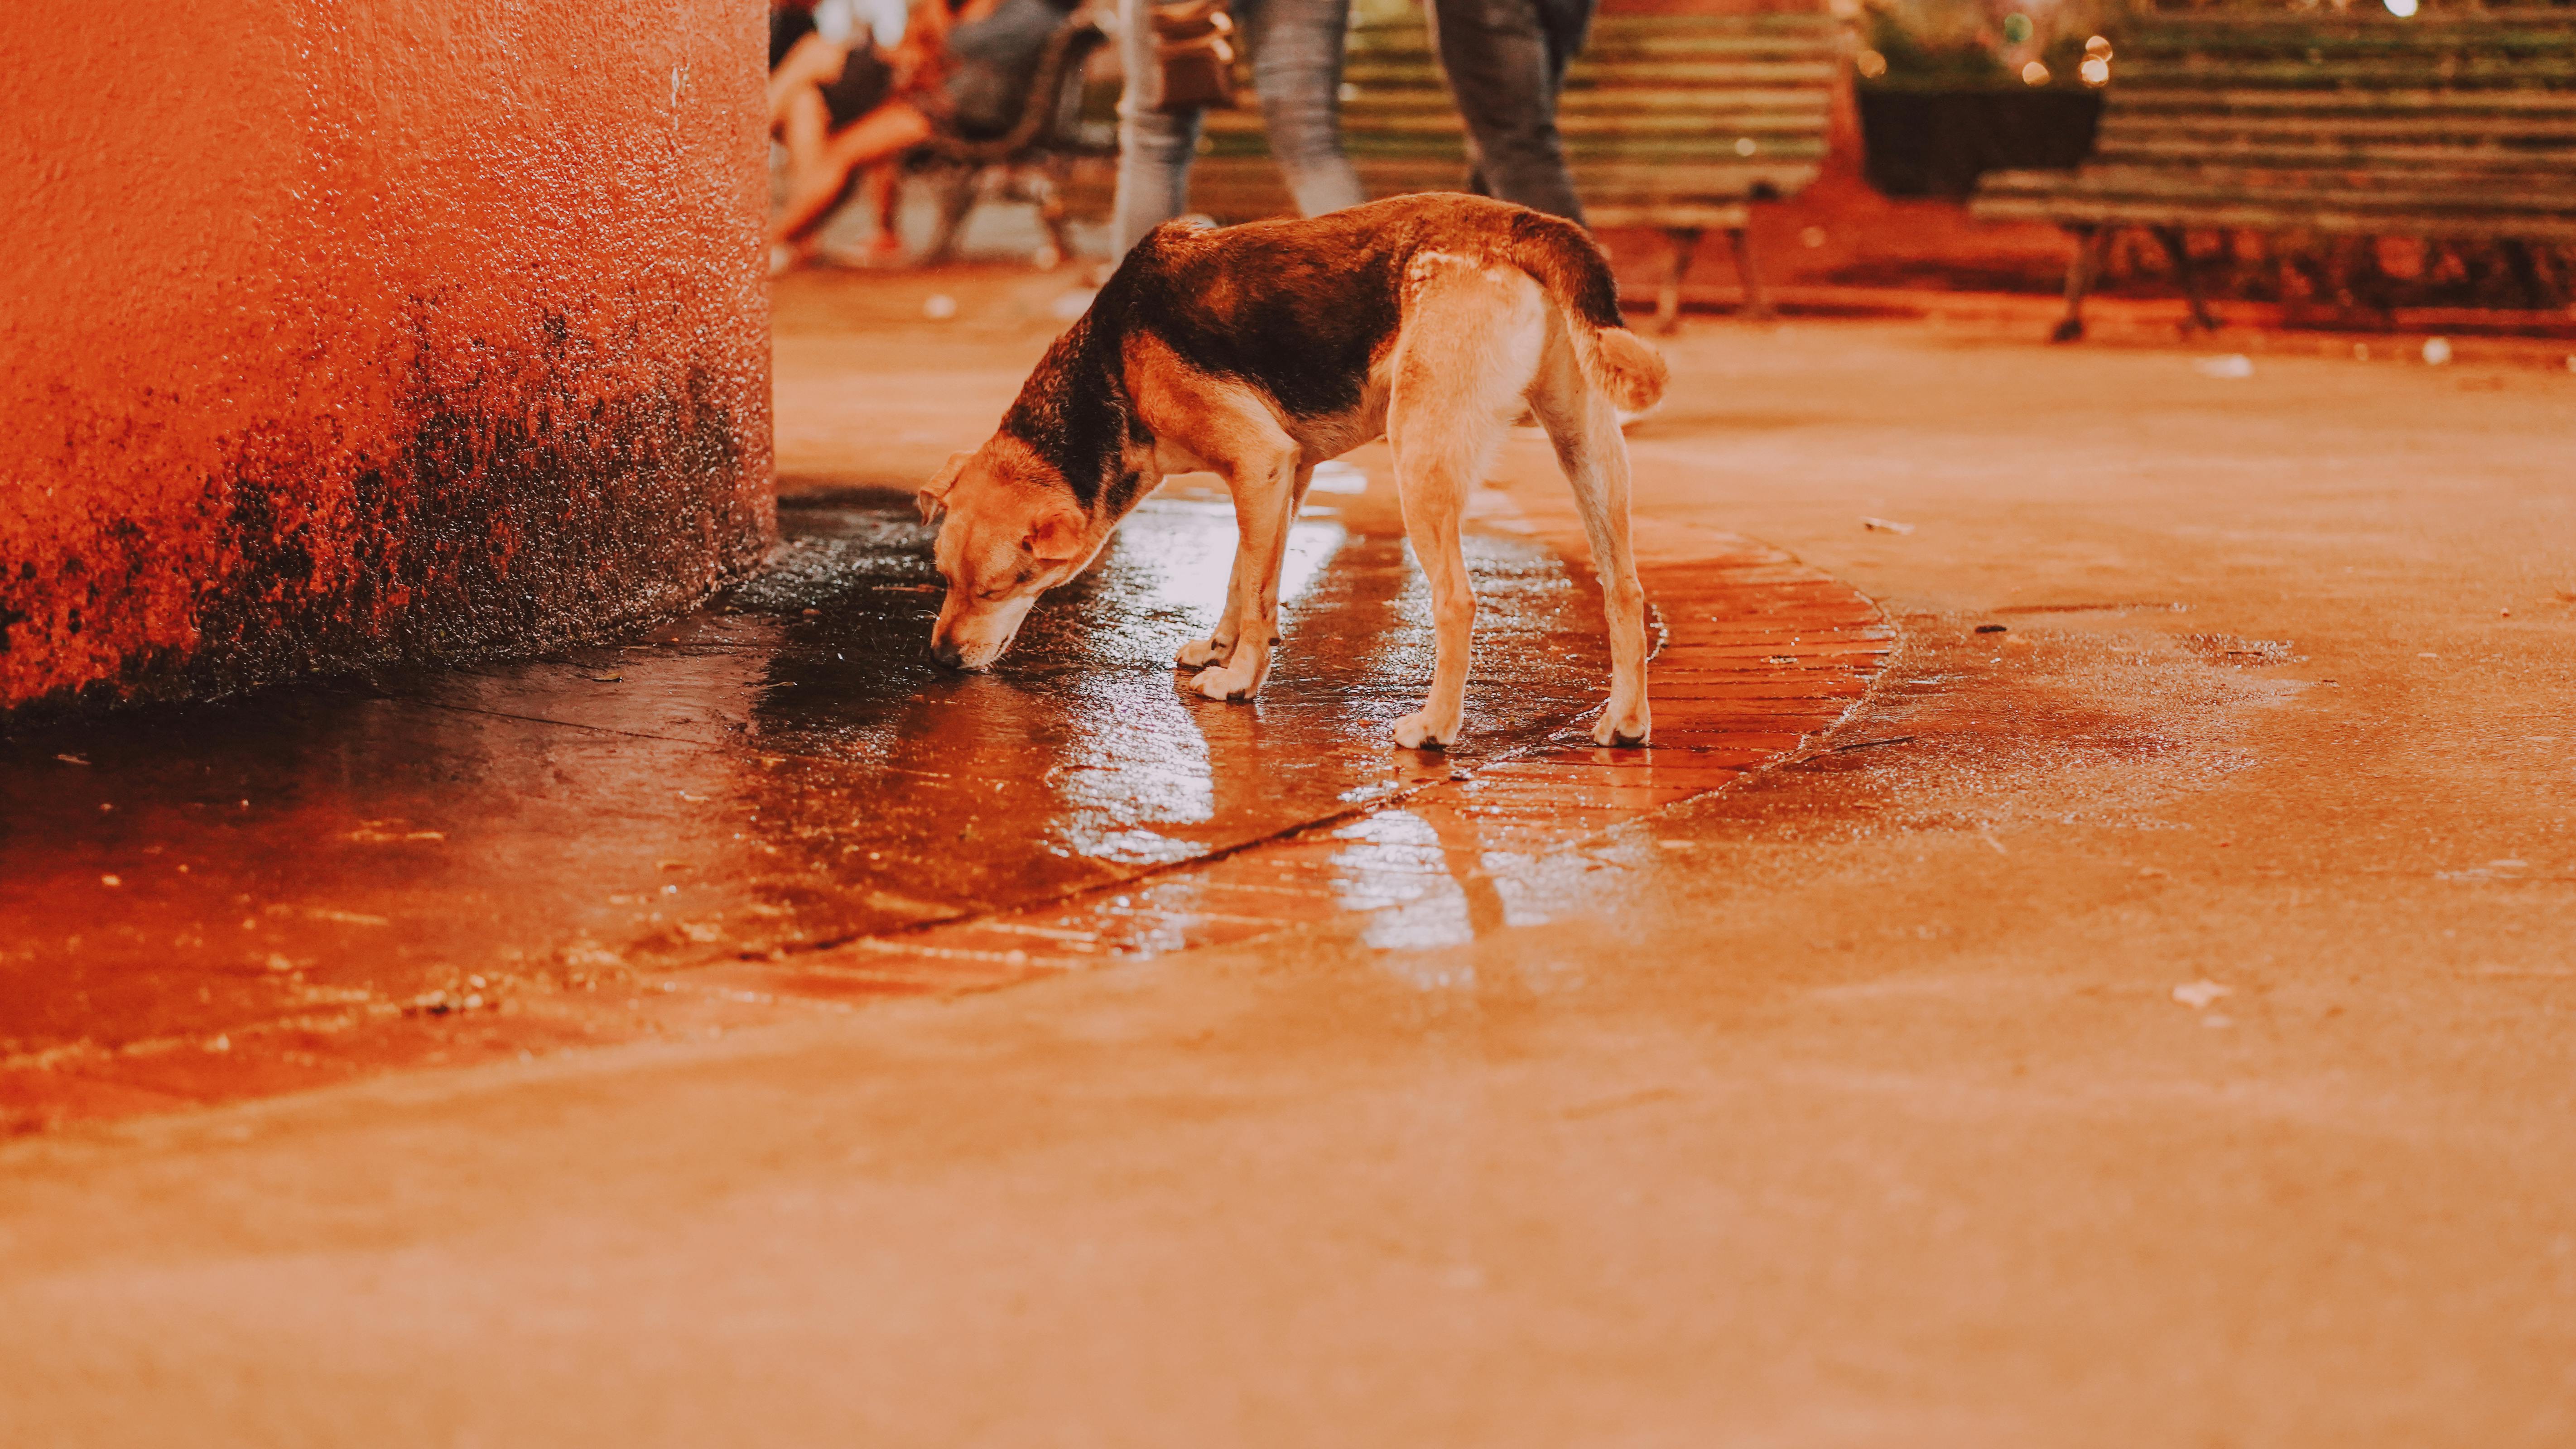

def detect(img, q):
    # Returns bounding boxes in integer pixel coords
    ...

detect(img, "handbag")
[1150,0,1239,113]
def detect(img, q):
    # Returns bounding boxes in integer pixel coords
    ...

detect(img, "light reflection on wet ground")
[0,482,1612,1064]
[711,512,1897,1013]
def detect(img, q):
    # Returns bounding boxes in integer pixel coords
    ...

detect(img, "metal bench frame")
[907,15,1117,267]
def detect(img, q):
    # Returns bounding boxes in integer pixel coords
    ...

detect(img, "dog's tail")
[1505,211,1670,416]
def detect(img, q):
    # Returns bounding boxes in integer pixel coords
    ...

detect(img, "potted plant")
[1852,0,2123,197]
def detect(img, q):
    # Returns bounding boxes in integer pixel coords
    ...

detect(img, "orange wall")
[0,0,773,714]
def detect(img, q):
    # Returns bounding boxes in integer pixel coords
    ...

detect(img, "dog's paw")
[1392,709,1460,750]
[1192,662,1262,701]
[1174,637,1228,668]
[1592,700,1652,747]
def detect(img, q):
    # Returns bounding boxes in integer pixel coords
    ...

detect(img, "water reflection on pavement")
[0,480,1611,1064]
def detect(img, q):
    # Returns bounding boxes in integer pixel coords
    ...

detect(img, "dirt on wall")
[0,0,775,715]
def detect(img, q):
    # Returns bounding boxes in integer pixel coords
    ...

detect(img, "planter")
[1858,88,2104,199]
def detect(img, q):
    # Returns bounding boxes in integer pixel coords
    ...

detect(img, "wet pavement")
[3,461,1787,1123]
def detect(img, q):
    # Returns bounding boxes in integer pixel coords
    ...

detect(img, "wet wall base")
[0,1,775,715]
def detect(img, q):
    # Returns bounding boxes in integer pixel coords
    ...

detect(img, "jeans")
[1425,0,1593,224]
[1114,0,1369,254]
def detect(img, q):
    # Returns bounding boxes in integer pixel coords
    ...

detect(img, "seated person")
[770,0,911,259]
[768,0,1074,263]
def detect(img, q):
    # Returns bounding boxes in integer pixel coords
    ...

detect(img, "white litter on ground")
[1308,460,1369,494]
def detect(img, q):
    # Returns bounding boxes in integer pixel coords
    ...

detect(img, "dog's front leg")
[1269,460,1315,645]
[1174,574,1245,670]
[1189,450,1298,701]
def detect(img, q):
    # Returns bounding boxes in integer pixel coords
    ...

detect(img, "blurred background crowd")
[759,0,2576,335]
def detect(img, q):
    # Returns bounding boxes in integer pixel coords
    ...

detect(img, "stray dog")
[916,193,1668,748]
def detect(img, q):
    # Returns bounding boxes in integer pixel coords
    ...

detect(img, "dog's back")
[1099,194,1667,424]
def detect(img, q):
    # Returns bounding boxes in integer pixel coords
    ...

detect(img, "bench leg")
[1726,226,1773,324]
[1655,227,1703,336]
[918,166,981,267]
[2055,226,2111,343]
[2502,240,2562,311]
[2345,235,2401,320]
[2153,226,2219,333]
[2275,245,2329,308]
[2538,244,2574,308]
[1028,167,1074,270]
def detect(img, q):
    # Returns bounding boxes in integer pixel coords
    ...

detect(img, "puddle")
[0,491,1611,1064]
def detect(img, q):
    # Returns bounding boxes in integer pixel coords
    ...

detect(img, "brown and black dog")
[916,192,1668,748]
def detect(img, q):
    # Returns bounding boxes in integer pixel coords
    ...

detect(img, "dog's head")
[915,440,1112,671]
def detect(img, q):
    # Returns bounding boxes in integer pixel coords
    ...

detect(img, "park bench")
[907,14,1117,266]
[1175,11,1842,330]
[1971,3,2576,340]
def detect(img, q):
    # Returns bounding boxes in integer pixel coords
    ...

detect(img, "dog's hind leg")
[1386,256,1548,749]
[1189,438,1301,701]
[1531,325,1652,746]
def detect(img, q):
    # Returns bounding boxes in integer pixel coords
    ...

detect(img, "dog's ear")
[1026,504,1088,562]
[916,451,971,526]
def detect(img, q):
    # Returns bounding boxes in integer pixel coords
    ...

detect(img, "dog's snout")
[929,633,965,670]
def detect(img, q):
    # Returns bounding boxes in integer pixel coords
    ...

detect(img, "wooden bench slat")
[2114,88,2576,114]
[1143,163,1790,201]
[1223,113,1829,139]
[2132,19,2576,39]
[2128,24,2576,47]
[2108,113,2576,141]
[1333,89,1837,113]
[2115,62,2576,89]
[1985,162,2576,206]
[1973,194,2576,243]
[2098,137,2576,168]
[1303,98,1833,124]
[1338,62,1843,87]
[1182,155,1821,192]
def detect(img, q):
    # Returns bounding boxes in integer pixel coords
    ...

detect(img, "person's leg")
[1244,0,1367,216]
[1113,0,1204,255]
[781,84,833,179]
[1416,0,1486,195]
[1426,0,1584,224]
[768,34,845,129]
[1534,0,1591,96]
[772,100,937,247]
